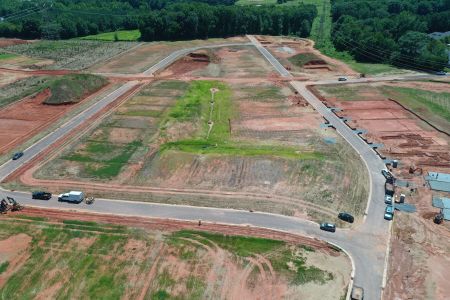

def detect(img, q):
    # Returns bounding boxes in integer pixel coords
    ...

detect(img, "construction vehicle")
[408,165,423,175]
[7,197,24,211]
[434,212,444,224]
[0,199,9,214]
[85,197,95,205]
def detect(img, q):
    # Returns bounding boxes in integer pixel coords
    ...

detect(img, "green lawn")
[80,30,141,41]
[0,53,18,60]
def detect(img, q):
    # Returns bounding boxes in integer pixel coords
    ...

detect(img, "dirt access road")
[0,35,442,299]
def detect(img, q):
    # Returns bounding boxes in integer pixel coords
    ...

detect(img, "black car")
[320,223,336,232]
[338,212,354,223]
[12,152,24,160]
[32,191,52,200]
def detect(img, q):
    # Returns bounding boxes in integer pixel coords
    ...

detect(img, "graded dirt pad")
[92,37,247,74]
[385,214,450,300]
[0,82,113,155]
[0,208,351,300]
[27,80,368,222]
[313,84,450,172]
[157,51,211,77]
[257,35,356,79]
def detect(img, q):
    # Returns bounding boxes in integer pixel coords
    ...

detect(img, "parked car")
[384,195,392,205]
[338,77,347,81]
[58,191,85,203]
[384,205,394,220]
[32,191,52,200]
[381,169,393,180]
[12,152,23,160]
[320,223,336,232]
[338,212,354,223]
[435,71,446,76]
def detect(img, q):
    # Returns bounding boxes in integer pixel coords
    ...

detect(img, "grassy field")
[44,74,108,105]
[0,74,107,108]
[0,53,18,60]
[0,76,52,108]
[382,86,450,130]
[39,80,189,179]
[4,40,138,70]
[0,217,350,299]
[80,30,141,41]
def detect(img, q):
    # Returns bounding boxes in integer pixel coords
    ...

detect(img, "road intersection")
[0,35,437,299]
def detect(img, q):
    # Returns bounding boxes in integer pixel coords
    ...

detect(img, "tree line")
[331,0,450,71]
[0,0,315,41]
[139,3,316,41]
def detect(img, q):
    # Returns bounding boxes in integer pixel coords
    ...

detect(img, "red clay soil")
[157,53,210,77]
[0,82,117,155]
[0,67,73,76]
[8,206,336,253]
[3,82,144,181]
[0,39,28,48]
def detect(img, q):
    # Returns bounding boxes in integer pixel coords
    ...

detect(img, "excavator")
[0,196,24,214]
[409,165,423,175]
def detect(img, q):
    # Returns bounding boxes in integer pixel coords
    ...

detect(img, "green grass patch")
[382,86,450,129]
[13,215,48,222]
[0,76,53,109]
[0,53,18,60]
[171,230,285,257]
[80,30,141,41]
[161,140,324,160]
[0,261,9,274]
[64,140,142,178]
[44,74,108,105]
[118,110,162,117]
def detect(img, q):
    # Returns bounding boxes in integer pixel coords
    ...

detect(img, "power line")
[335,32,448,63]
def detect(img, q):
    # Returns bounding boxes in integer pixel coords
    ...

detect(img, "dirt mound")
[158,51,212,77]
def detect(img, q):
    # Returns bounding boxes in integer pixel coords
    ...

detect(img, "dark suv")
[338,212,354,223]
[12,152,23,160]
[320,223,336,232]
[32,191,52,200]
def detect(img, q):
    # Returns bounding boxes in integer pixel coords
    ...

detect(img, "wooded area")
[0,0,315,41]
[331,0,450,71]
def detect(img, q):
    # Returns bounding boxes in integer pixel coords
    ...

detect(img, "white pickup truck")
[58,191,85,203]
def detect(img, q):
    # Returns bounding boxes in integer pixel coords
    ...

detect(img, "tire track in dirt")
[19,170,337,218]
[137,241,166,300]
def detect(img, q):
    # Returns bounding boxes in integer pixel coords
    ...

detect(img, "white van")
[58,191,85,203]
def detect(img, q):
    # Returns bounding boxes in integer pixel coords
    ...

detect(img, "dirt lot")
[24,79,368,223]
[385,213,450,300]
[0,209,351,299]
[255,36,357,80]
[0,81,113,155]
[314,82,450,172]
[92,37,247,74]
[0,39,29,48]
